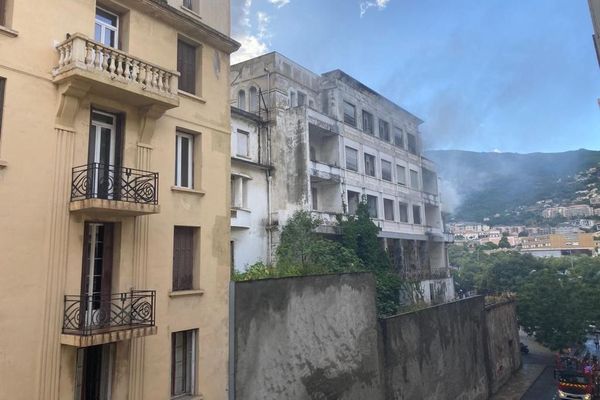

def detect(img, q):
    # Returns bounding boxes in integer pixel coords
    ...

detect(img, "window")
[397,165,406,185]
[236,129,249,157]
[231,175,248,208]
[177,39,197,94]
[0,77,4,138]
[384,199,394,221]
[182,0,199,12]
[366,195,378,218]
[297,91,306,107]
[347,190,360,215]
[343,101,356,126]
[172,226,196,291]
[379,120,390,142]
[407,132,417,155]
[171,330,196,397]
[237,90,246,110]
[311,187,318,210]
[413,205,422,224]
[364,153,376,177]
[410,169,419,189]
[249,86,259,113]
[399,202,409,223]
[175,131,194,188]
[381,160,392,181]
[362,111,374,135]
[289,91,296,108]
[95,7,119,48]
[345,146,358,171]
[75,344,115,400]
[393,126,404,148]
[0,0,6,26]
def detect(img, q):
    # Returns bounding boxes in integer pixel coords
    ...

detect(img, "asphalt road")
[521,336,600,400]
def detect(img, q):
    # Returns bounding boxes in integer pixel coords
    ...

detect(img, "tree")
[498,234,511,249]
[276,210,363,274]
[339,201,402,316]
[518,230,529,237]
[518,267,589,350]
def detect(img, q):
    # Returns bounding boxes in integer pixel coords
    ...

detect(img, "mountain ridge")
[425,148,600,224]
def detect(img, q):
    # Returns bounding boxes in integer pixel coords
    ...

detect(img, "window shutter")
[177,40,196,94]
[173,227,194,291]
[0,0,5,26]
[0,78,5,136]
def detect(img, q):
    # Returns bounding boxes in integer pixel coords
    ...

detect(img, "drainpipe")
[264,67,273,264]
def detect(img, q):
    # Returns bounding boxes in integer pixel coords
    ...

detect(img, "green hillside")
[426,149,600,224]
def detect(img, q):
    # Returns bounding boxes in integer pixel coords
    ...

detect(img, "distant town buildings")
[542,204,593,219]
[521,233,598,257]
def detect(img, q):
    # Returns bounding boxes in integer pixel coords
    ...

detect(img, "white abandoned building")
[229,52,455,304]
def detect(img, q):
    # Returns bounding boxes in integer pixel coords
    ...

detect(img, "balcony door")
[81,223,114,329]
[88,110,121,199]
[75,344,115,400]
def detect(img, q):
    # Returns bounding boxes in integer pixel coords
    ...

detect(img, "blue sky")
[231,0,600,153]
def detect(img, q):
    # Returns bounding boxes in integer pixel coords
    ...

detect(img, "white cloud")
[257,11,271,40]
[268,0,290,8]
[360,0,391,17]
[231,35,269,64]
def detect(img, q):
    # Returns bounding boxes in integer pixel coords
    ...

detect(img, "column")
[128,143,152,400]
[36,127,76,400]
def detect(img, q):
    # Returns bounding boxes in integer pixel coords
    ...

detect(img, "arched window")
[249,86,259,113]
[237,89,246,110]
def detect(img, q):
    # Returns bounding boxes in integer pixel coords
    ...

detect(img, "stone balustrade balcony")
[53,33,179,109]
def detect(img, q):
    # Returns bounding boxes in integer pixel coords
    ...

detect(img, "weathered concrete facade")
[232,274,521,400]
[0,1,238,399]
[230,107,271,269]
[229,52,454,303]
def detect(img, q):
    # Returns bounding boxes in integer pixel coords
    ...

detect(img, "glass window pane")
[180,137,189,187]
[96,8,118,27]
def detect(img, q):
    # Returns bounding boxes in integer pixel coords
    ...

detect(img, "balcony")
[231,207,251,229]
[310,161,341,183]
[70,163,160,216]
[53,33,179,109]
[61,290,157,347]
[400,268,450,281]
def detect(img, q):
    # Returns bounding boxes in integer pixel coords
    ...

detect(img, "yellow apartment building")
[0,1,238,399]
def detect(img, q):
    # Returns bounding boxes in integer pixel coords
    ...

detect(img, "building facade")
[230,52,454,304]
[0,1,238,399]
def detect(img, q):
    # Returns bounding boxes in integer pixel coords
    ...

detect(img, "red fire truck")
[556,353,600,400]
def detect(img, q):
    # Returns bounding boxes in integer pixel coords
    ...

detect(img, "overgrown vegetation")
[450,244,600,349]
[233,203,405,317]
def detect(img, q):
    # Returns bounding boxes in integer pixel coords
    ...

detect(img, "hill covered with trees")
[427,149,600,224]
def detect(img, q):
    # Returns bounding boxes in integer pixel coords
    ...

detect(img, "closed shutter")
[173,227,194,291]
[177,40,196,94]
[0,0,5,26]
[0,78,5,136]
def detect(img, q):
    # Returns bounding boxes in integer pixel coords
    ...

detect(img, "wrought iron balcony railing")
[71,163,159,205]
[62,290,156,336]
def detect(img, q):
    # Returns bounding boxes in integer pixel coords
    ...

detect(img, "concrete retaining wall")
[381,296,489,400]
[484,301,522,393]
[231,273,521,400]
[231,273,385,400]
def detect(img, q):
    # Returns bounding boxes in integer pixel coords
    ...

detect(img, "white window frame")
[345,146,358,171]
[236,129,249,157]
[175,132,194,189]
[381,159,392,182]
[383,198,395,221]
[397,165,406,185]
[95,6,119,48]
[171,329,197,398]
